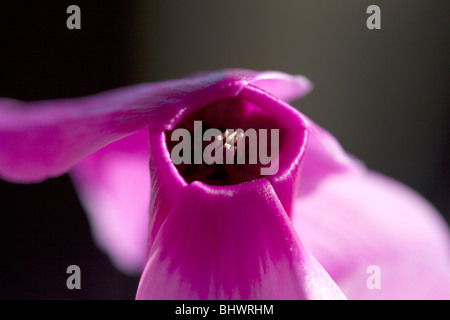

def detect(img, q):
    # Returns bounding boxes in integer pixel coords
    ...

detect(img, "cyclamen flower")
[1,70,449,299]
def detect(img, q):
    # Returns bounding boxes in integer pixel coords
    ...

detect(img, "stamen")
[225,131,238,142]
[167,99,282,186]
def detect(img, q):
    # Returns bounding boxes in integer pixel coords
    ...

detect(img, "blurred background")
[0,0,448,299]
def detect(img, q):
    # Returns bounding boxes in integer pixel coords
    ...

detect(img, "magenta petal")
[0,70,311,183]
[0,69,315,276]
[136,76,344,299]
[145,84,311,246]
[0,79,231,183]
[136,180,346,300]
[69,130,150,274]
[294,168,450,299]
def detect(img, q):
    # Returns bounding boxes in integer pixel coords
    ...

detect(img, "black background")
[0,1,140,299]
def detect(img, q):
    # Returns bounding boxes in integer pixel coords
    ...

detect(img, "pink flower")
[1,70,449,299]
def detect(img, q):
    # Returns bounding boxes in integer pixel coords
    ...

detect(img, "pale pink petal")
[69,130,150,274]
[337,257,450,300]
[248,71,313,103]
[294,142,450,299]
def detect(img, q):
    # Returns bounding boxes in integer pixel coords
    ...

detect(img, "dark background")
[0,1,448,299]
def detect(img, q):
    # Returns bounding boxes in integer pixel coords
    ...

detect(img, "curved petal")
[0,70,315,276]
[145,85,310,249]
[0,69,312,184]
[136,77,346,299]
[136,180,346,300]
[0,76,235,183]
[69,130,150,275]
[248,71,313,103]
[299,116,365,190]
[294,167,450,299]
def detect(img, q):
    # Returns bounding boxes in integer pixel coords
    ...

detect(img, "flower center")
[166,97,284,186]
[196,128,246,178]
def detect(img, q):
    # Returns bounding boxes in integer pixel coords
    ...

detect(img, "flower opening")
[166,97,287,185]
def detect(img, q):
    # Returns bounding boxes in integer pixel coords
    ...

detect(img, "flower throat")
[166,99,282,186]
